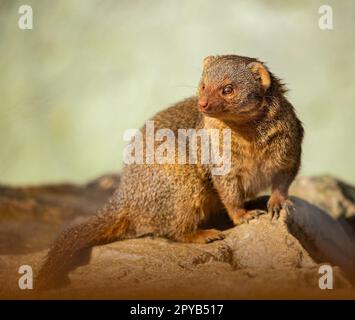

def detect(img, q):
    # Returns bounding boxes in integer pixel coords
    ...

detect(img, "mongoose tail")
[36,210,129,290]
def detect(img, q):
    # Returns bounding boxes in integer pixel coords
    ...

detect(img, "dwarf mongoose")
[37,54,304,289]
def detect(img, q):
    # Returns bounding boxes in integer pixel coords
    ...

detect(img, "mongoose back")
[37,54,304,289]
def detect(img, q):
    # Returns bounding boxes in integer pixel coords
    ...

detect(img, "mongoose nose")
[198,99,209,111]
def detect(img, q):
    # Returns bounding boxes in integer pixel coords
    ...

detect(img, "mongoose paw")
[232,209,265,225]
[184,229,225,244]
[267,198,295,220]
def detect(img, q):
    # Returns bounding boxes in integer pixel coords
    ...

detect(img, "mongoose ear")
[248,62,271,91]
[203,56,217,68]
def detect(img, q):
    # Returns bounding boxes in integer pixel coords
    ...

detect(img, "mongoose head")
[198,55,274,123]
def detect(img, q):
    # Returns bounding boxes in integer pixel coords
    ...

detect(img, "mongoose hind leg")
[230,208,265,225]
[182,229,225,244]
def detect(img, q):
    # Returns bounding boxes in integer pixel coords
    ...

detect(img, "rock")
[288,197,355,283]
[0,177,116,254]
[290,175,355,221]
[0,175,355,299]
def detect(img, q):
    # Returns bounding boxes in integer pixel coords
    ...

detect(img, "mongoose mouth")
[199,106,222,117]
[200,111,221,118]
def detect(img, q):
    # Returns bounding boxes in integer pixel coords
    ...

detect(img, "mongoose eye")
[222,85,233,95]
[201,83,206,90]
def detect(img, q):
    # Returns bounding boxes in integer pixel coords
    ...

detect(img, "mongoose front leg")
[213,178,263,225]
[267,172,295,219]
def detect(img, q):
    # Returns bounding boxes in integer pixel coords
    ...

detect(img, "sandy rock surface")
[0,174,354,299]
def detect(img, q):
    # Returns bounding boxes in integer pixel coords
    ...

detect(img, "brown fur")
[37,54,304,289]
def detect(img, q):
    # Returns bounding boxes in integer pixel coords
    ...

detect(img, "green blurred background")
[0,0,354,185]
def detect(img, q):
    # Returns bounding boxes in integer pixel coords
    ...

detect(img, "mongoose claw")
[246,209,265,223]
[268,199,295,221]
[253,209,266,217]
[184,229,225,244]
[283,200,296,215]
[233,209,265,225]
[270,204,281,220]
[205,233,225,243]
